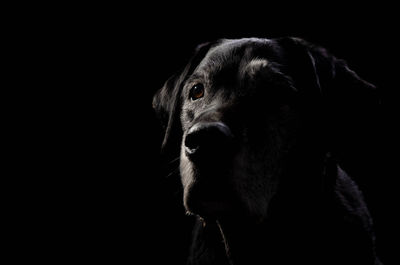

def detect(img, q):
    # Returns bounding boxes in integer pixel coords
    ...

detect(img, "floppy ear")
[276,37,380,172]
[152,42,215,156]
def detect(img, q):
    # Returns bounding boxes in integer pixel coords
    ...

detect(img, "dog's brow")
[187,73,204,83]
[248,58,268,68]
[241,58,269,76]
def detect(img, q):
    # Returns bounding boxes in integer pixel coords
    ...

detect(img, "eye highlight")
[189,83,205,101]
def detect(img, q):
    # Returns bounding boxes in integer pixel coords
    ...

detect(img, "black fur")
[153,37,382,265]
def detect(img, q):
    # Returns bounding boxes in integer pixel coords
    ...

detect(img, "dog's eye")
[190,84,205,100]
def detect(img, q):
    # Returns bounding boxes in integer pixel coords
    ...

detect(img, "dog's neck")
[192,155,338,265]
[191,156,380,265]
[214,217,271,265]
[212,197,328,265]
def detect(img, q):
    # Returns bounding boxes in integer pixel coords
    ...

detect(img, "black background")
[29,4,398,264]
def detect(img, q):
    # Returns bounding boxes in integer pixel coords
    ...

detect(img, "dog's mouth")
[188,199,237,218]
[183,169,242,218]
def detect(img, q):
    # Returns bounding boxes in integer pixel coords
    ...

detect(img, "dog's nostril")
[184,122,233,157]
[184,130,202,152]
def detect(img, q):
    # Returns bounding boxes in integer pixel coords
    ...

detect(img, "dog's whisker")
[216,220,235,265]
[167,156,180,165]
[165,166,179,179]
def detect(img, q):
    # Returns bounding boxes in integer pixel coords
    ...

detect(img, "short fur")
[153,37,382,265]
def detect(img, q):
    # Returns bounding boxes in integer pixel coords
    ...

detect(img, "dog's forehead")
[211,38,271,56]
[195,38,272,75]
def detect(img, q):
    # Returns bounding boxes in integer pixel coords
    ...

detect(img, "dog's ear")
[276,37,381,171]
[152,42,215,156]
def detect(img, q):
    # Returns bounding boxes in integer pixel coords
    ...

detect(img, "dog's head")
[153,37,378,220]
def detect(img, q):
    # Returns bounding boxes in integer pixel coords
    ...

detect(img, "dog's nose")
[184,122,234,159]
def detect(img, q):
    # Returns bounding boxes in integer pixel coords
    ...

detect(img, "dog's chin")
[183,176,244,219]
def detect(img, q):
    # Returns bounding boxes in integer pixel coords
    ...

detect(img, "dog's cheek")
[179,145,195,211]
[232,123,285,219]
[232,151,277,219]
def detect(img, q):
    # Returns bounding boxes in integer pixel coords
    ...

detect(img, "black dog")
[153,37,382,265]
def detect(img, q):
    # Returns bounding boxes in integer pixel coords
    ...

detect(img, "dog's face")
[179,39,301,219]
[153,37,377,221]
